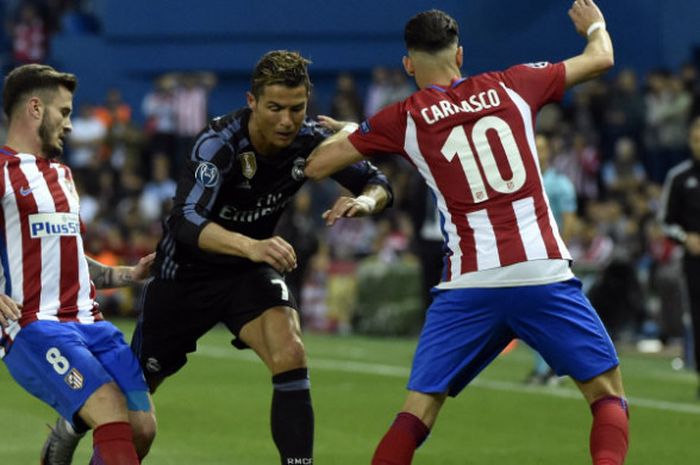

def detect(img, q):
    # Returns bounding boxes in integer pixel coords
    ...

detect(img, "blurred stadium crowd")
[1,1,698,355]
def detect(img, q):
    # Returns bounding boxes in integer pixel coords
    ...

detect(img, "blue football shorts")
[3,320,150,423]
[408,278,619,396]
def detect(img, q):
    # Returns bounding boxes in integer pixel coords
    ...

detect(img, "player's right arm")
[166,122,297,274]
[198,224,297,273]
[563,0,614,88]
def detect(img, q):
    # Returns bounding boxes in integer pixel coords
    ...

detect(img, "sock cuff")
[93,421,133,444]
[590,396,629,417]
[273,367,310,391]
[395,412,430,447]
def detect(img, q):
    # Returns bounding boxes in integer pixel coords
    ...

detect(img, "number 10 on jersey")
[441,115,527,203]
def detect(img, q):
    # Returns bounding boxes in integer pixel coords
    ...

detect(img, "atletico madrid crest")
[240,151,257,179]
[65,368,84,390]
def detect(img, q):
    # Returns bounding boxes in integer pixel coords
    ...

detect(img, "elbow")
[594,53,615,75]
[304,164,327,182]
[600,54,615,73]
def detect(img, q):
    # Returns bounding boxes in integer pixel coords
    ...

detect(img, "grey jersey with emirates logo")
[154,107,392,280]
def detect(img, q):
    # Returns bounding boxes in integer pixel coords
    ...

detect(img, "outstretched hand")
[322,195,374,226]
[317,115,347,133]
[0,294,21,328]
[247,236,298,273]
[686,232,700,256]
[132,252,157,281]
[568,0,605,36]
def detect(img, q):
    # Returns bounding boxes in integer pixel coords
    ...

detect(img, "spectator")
[142,74,178,177]
[66,102,106,179]
[364,66,392,117]
[138,153,176,223]
[601,136,646,201]
[171,71,217,174]
[329,72,363,122]
[602,69,646,162]
[645,71,691,183]
[8,2,49,66]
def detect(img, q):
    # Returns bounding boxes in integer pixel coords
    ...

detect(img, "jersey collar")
[428,77,468,93]
[0,145,17,156]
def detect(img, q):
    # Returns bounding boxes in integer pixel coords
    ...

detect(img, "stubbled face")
[38,86,73,159]
[690,119,700,161]
[247,84,308,154]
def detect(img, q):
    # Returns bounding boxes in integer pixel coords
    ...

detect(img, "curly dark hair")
[3,64,77,118]
[250,50,311,99]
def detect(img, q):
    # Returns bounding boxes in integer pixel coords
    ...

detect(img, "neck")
[5,122,43,158]
[412,60,462,90]
[247,118,279,156]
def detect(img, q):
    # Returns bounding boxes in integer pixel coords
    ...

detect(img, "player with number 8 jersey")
[0,64,156,465]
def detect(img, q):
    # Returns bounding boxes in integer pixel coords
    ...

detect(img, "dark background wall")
[41,0,700,120]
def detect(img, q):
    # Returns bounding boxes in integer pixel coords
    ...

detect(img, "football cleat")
[40,418,85,465]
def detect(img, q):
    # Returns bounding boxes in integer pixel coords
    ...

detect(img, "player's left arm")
[86,253,156,289]
[563,0,614,88]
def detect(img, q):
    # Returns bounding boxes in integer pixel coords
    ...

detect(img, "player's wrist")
[355,194,377,212]
[586,21,605,37]
[340,122,359,134]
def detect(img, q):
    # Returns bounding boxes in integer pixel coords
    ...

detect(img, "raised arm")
[563,0,614,88]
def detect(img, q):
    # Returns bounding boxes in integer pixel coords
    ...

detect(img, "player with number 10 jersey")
[305,5,627,464]
[350,62,571,286]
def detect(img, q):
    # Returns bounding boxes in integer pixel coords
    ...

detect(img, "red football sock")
[372,412,430,465]
[589,396,629,465]
[90,422,140,465]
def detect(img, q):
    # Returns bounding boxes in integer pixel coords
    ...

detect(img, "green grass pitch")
[1,319,699,464]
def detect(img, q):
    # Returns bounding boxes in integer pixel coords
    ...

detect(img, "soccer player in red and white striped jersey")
[306,1,629,464]
[0,64,156,465]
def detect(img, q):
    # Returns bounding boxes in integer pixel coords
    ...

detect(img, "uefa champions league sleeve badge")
[195,161,220,188]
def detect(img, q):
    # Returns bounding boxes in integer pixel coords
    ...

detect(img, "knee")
[81,383,129,427]
[131,413,157,458]
[270,339,307,372]
[577,367,625,405]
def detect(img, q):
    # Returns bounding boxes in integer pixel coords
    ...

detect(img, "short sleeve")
[500,62,566,108]
[348,102,407,157]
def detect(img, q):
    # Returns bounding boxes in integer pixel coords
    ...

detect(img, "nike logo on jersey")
[19,186,33,196]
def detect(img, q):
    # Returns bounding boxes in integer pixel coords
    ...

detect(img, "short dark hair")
[3,64,77,118]
[250,50,311,99]
[404,9,459,53]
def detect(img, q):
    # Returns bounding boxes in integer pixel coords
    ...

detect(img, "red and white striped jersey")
[0,147,101,357]
[349,62,572,286]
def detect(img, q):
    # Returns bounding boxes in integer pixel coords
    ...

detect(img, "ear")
[245,91,256,109]
[456,46,464,69]
[27,96,43,120]
[402,55,414,76]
